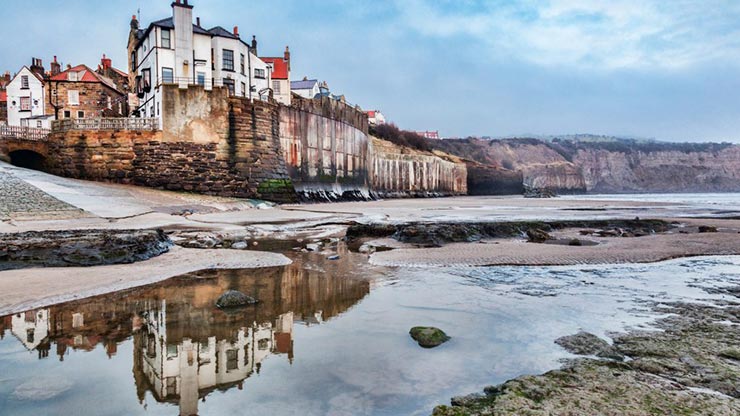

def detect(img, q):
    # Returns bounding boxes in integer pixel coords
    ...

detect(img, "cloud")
[393,0,740,70]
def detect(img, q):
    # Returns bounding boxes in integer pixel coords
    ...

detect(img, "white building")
[5,64,52,128]
[366,110,386,126]
[128,0,274,123]
[290,78,321,99]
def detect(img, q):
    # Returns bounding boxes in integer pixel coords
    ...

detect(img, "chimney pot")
[196,17,201,26]
[233,26,239,36]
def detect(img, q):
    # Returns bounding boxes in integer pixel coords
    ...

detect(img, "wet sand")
[0,246,290,315]
[370,224,740,267]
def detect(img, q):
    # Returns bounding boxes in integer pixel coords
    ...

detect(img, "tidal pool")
[1,251,738,416]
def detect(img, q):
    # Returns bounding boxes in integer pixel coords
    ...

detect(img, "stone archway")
[8,149,47,171]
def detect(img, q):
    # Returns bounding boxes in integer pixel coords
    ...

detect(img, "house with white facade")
[261,47,291,105]
[5,64,52,128]
[290,78,321,99]
[128,0,274,122]
[366,110,386,126]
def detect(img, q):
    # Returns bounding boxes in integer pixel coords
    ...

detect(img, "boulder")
[231,241,248,250]
[526,228,553,243]
[216,290,258,309]
[410,326,451,348]
[698,225,718,233]
[555,331,624,361]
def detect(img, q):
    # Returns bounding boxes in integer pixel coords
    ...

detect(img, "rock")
[215,290,258,309]
[698,225,718,233]
[231,241,248,250]
[526,228,553,243]
[409,326,451,348]
[0,229,171,271]
[555,331,624,361]
[523,185,557,198]
[306,243,322,252]
[568,238,583,246]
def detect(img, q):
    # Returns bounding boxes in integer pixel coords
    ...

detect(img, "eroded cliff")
[432,137,740,194]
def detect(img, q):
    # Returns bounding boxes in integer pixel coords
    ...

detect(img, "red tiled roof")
[0,91,6,102]
[260,57,289,80]
[50,64,106,82]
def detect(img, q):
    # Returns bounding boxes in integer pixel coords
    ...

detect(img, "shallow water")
[1,252,739,416]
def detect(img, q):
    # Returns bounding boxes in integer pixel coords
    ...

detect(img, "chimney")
[30,57,44,78]
[101,54,112,70]
[130,14,139,30]
[51,56,61,76]
[251,35,257,55]
[233,26,239,37]
[66,64,72,71]
[196,17,201,27]
[284,46,290,71]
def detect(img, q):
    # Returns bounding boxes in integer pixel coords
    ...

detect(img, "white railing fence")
[0,125,51,141]
[52,117,159,132]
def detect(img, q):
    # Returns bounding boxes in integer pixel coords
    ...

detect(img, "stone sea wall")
[278,95,370,200]
[368,136,467,197]
[15,86,467,202]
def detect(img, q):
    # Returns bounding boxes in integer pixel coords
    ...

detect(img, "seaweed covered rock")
[216,290,259,309]
[555,332,624,361]
[410,326,451,348]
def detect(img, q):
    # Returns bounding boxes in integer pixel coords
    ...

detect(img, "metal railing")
[0,125,51,141]
[52,117,160,132]
[157,76,227,90]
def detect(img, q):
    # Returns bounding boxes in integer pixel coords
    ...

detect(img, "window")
[19,97,31,111]
[21,75,29,89]
[272,80,281,94]
[161,29,171,49]
[141,68,151,91]
[77,110,84,119]
[68,72,79,82]
[241,82,246,97]
[130,52,136,70]
[196,72,206,86]
[222,49,234,71]
[36,120,42,128]
[223,79,235,96]
[68,90,80,105]
[162,67,174,84]
[63,110,71,119]
[254,68,266,79]
[226,349,238,371]
[240,54,245,75]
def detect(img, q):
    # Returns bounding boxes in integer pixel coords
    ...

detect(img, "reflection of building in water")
[0,252,370,414]
[10,309,50,355]
[135,299,295,416]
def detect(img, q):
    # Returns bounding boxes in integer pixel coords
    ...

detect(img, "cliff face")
[573,147,740,192]
[431,138,740,194]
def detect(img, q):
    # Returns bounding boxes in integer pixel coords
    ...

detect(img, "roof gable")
[49,64,123,93]
[9,66,44,86]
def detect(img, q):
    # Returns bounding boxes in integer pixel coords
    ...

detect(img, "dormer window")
[68,72,79,82]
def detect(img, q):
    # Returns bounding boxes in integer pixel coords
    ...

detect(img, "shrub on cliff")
[370,123,431,152]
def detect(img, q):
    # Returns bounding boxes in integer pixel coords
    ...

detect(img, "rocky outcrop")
[0,229,171,270]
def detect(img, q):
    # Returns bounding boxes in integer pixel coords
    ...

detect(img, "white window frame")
[19,96,31,111]
[68,90,80,106]
[21,75,29,89]
[161,29,171,49]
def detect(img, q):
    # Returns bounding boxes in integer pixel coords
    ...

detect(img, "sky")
[2,0,740,142]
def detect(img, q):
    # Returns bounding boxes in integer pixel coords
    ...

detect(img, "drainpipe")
[247,49,252,100]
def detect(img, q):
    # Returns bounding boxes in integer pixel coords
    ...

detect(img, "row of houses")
[0,0,343,131]
[0,0,441,139]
